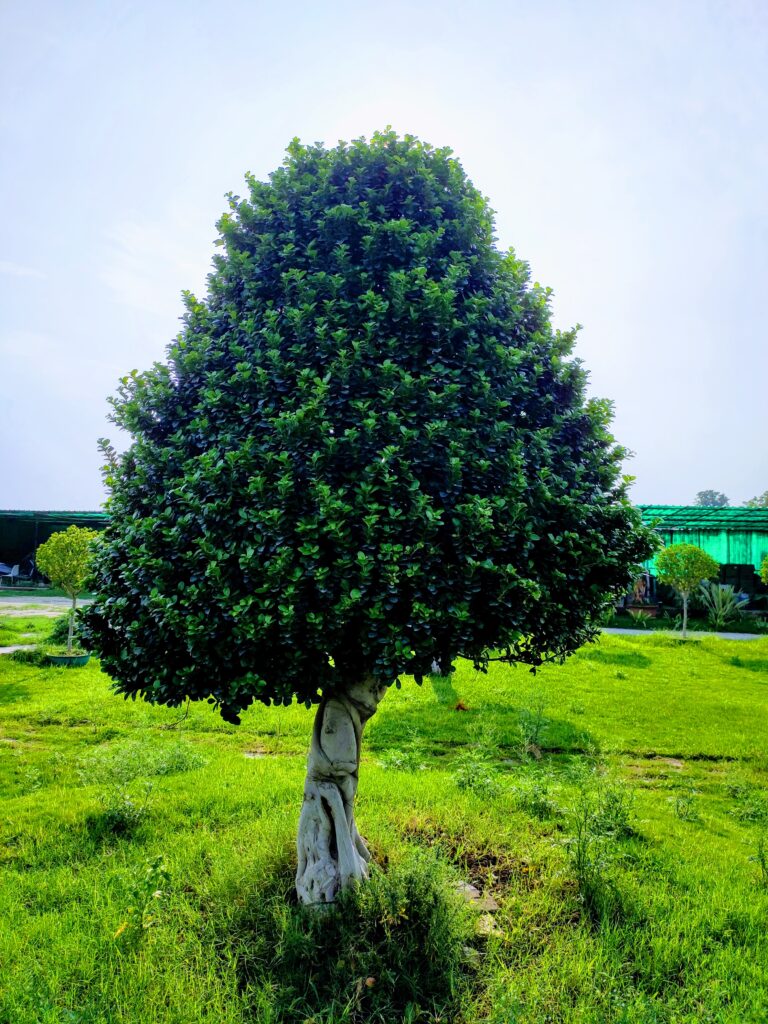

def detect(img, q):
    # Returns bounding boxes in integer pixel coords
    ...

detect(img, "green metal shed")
[0,510,108,568]
[639,505,768,581]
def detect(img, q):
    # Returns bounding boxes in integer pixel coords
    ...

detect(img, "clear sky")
[1,0,766,510]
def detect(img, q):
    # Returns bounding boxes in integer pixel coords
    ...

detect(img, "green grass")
[0,614,54,647]
[1,624,767,1022]
[0,587,95,600]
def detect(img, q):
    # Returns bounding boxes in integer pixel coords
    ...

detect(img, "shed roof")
[0,509,108,524]
[638,505,768,530]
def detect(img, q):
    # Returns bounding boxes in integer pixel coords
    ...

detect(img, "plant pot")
[47,653,91,668]
[626,604,659,618]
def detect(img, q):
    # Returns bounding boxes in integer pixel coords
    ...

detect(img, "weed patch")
[229,849,476,1023]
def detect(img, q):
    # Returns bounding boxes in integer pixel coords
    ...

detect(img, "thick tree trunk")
[296,677,388,905]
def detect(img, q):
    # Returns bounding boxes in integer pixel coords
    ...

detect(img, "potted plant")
[35,525,99,667]
[655,543,719,638]
[626,573,660,617]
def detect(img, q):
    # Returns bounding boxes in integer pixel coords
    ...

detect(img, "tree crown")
[36,526,99,598]
[694,490,729,508]
[655,543,719,595]
[83,131,655,722]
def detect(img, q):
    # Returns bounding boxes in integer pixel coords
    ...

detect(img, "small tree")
[655,543,719,637]
[83,132,655,905]
[35,526,99,654]
[760,554,768,586]
[694,490,729,508]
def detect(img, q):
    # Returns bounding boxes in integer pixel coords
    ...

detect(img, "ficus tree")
[35,525,99,654]
[654,543,719,637]
[82,131,655,905]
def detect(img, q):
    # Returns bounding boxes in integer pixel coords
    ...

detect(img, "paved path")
[0,596,92,617]
[602,627,762,641]
[0,644,36,655]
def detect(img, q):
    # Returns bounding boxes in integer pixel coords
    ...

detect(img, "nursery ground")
[1,620,767,1023]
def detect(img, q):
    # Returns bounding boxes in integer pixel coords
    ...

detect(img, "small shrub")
[377,748,427,772]
[10,647,49,666]
[92,780,153,836]
[672,787,700,822]
[591,783,634,838]
[727,782,768,824]
[454,750,502,799]
[563,779,635,924]
[698,581,749,631]
[512,777,560,820]
[20,766,43,794]
[627,609,652,627]
[113,855,171,945]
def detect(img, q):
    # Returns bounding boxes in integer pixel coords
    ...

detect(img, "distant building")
[0,509,108,573]
[639,505,768,594]
[3,505,768,594]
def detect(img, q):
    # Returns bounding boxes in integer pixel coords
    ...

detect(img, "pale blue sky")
[1,0,766,509]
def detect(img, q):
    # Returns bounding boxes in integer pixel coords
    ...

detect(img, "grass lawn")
[0,614,55,647]
[1,620,767,1023]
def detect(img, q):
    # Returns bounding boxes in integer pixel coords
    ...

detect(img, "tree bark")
[682,591,688,639]
[67,593,77,655]
[296,677,388,905]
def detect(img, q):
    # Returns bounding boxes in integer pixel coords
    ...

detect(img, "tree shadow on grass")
[225,849,476,1024]
[726,655,768,677]
[578,648,652,669]
[369,702,601,758]
[0,680,29,704]
[429,672,459,705]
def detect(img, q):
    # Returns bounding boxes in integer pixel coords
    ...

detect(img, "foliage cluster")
[35,525,99,599]
[694,489,729,507]
[83,132,654,722]
[698,581,749,631]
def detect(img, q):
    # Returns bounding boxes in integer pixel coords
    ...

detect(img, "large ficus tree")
[84,131,654,904]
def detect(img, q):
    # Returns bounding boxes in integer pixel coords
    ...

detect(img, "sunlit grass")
[1,622,766,1022]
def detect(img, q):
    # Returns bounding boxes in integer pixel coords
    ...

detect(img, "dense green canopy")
[83,131,654,722]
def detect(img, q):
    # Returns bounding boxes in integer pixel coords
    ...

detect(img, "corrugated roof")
[638,505,768,530]
[0,510,108,522]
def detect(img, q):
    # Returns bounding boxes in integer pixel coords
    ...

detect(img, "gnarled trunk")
[296,677,388,905]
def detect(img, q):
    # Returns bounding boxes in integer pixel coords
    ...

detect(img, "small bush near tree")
[654,544,719,638]
[760,554,768,587]
[35,525,99,655]
[699,581,749,631]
